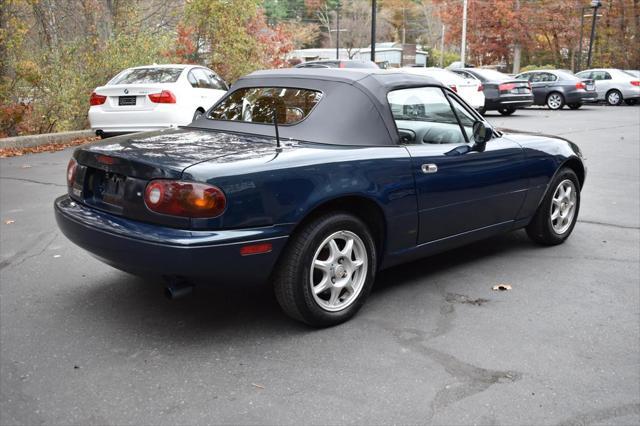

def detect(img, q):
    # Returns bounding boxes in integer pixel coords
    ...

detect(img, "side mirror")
[472,120,493,146]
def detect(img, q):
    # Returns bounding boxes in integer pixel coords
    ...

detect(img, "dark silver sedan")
[515,70,597,110]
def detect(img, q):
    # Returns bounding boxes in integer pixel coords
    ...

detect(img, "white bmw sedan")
[398,67,485,110]
[89,64,228,136]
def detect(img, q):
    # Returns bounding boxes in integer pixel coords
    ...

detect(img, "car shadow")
[63,230,538,341]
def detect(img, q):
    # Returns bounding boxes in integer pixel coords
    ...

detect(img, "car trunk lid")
[93,84,176,111]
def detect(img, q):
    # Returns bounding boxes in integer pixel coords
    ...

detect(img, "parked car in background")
[295,60,379,69]
[451,68,533,115]
[89,64,228,137]
[398,67,485,110]
[575,68,640,105]
[56,68,585,326]
[514,70,597,110]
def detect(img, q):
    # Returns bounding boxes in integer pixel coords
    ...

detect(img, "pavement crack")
[0,231,58,272]
[0,176,65,188]
[577,219,639,230]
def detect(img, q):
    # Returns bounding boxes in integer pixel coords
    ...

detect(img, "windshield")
[208,87,323,125]
[110,68,184,85]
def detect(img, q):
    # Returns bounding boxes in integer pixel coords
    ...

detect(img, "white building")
[289,43,428,68]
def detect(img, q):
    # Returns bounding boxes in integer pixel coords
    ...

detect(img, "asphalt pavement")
[1,105,639,425]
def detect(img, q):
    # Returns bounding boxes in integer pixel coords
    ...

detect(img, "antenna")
[272,107,281,150]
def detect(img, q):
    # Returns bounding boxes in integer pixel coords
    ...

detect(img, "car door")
[188,68,224,110]
[388,86,528,244]
[591,71,613,99]
[529,72,549,104]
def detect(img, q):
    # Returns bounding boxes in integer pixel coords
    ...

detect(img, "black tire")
[273,212,377,327]
[192,109,205,121]
[624,99,638,106]
[606,89,623,106]
[526,168,581,245]
[546,92,565,110]
[498,107,516,116]
[568,103,582,110]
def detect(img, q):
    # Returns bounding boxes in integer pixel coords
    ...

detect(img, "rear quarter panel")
[182,143,418,254]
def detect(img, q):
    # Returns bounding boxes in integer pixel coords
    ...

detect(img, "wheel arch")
[287,195,387,261]
[561,157,585,189]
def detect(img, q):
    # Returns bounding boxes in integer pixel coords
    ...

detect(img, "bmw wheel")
[606,89,623,106]
[273,212,376,326]
[546,92,565,110]
[498,107,516,116]
[526,168,581,245]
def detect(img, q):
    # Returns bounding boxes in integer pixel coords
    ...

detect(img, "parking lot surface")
[1,105,639,425]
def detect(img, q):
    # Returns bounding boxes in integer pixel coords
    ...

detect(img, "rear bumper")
[54,195,288,284]
[566,91,598,104]
[88,105,191,133]
[486,95,533,110]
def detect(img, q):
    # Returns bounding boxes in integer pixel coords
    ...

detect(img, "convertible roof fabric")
[189,69,442,146]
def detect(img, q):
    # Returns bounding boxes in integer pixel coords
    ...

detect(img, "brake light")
[575,82,586,90]
[67,158,77,186]
[148,90,176,104]
[89,92,106,106]
[477,84,484,92]
[499,83,516,91]
[631,81,640,86]
[144,180,226,218]
[240,243,273,256]
[449,85,457,92]
[339,61,346,68]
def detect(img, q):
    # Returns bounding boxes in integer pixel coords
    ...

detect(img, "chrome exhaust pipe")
[164,280,193,299]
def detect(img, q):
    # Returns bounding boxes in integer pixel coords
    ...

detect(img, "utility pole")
[577,7,589,71]
[586,0,602,68]
[440,24,445,68]
[460,0,468,66]
[370,0,377,62]
[336,1,341,60]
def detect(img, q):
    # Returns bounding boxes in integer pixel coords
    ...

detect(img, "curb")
[0,130,95,149]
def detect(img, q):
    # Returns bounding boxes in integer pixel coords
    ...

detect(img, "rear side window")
[208,87,323,125]
[111,68,183,85]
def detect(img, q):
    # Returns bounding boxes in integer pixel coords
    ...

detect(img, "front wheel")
[273,212,377,326]
[568,103,582,110]
[498,107,516,116]
[606,90,623,106]
[526,168,581,245]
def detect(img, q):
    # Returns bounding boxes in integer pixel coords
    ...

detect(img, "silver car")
[575,68,640,105]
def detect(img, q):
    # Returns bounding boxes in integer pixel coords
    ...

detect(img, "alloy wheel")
[607,91,621,105]
[550,179,577,234]
[309,230,368,312]
[547,93,563,109]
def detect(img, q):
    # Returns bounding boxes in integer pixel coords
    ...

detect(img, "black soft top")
[189,68,443,146]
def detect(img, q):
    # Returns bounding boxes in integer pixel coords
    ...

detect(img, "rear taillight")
[449,85,457,93]
[575,82,586,90]
[477,84,484,92]
[499,83,516,91]
[631,81,640,86]
[67,158,77,186]
[148,90,176,103]
[144,180,226,218]
[89,92,106,106]
[339,61,346,68]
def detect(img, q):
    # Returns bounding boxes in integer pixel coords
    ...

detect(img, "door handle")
[421,164,438,174]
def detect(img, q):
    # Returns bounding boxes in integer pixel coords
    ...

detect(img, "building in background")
[289,43,428,68]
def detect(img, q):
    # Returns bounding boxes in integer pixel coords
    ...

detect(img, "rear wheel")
[498,107,516,116]
[526,168,580,245]
[568,103,582,110]
[624,99,638,106]
[192,109,205,121]
[606,89,623,106]
[273,212,377,326]
[546,92,565,110]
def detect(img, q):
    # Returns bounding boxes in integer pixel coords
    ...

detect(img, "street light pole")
[586,0,602,69]
[460,0,468,65]
[577,7,588,71]
[336,1,341,60]
[370,0,376,62]
[440,24,445,68]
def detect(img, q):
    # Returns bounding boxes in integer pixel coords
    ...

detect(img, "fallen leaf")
[492,284,512,291]
[4,220,15,225]
[252,383,265,389]
[0,136,99,158]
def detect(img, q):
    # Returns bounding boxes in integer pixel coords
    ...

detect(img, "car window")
[530,73,542,82]
[592,71,611,81]
[603,72,612,80]
[387,87,467,145]
[110,68,183,85]
[207,71,227,90]
[447,94,478,143]
[187,71,199,88]
[576,71,591,79]
[208,87,323,125]
[515,73,529,81]
[192,68,215,89]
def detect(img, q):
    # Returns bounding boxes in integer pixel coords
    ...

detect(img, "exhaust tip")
[164,279,194,300]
